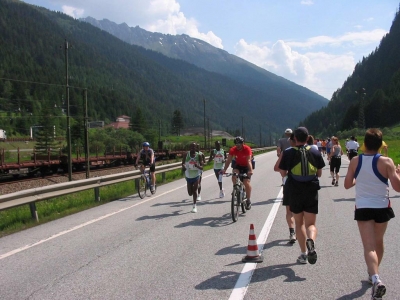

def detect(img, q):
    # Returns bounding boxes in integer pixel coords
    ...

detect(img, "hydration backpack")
[289,146,318,182]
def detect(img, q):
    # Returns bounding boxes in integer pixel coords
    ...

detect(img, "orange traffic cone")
[242,224,264,263]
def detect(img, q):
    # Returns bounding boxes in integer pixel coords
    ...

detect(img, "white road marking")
[0,173,218,260]
[0,180,196,260]
[229,188,283,300]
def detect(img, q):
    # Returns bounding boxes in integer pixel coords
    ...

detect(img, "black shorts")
[234,165,251,180]
[330,156,341,173]
[286,178,319,214]
[142,161,155,172]
[348,150,358,160]
[282,184,289,206]
[354,207,395,223]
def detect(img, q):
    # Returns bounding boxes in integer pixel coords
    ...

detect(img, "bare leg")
[357,220,388,276]
[293,212,306,253]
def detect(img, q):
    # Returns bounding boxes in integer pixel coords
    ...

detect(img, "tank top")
[354,154,390,209]
[332,145,341,157]
[213,149,225,169]
[185,152,200,178]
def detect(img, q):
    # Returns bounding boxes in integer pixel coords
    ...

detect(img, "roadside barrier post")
[29,202,39,222]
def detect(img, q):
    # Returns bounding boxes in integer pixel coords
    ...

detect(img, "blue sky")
[22,0,399,99]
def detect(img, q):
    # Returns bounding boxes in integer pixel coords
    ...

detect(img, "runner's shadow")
[252,198,280,206]
[335,280,370,300]
[215,244,246,255]
[195,263,305,291]
[263,239,298,250]
[333,198,355,202]
[151,199,191,207]
[136,210,189,221]
[175,214,232,228]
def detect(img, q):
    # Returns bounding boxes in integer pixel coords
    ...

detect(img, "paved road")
[1,151,400,300]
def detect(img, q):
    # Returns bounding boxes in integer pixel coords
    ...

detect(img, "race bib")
[214,155,224,163]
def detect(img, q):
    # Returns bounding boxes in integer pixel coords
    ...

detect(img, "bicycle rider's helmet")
[234,136,244,144]
[142,142,150,147]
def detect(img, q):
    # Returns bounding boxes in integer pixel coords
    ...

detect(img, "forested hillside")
[302,5,400,137]
[0,0,326,146]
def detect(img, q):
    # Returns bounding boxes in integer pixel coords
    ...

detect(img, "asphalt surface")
[1,151,400,300]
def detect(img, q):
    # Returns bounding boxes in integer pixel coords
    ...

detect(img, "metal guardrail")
[0,147,274,221]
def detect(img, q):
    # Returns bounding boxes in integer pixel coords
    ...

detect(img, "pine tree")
[35,104,59,154]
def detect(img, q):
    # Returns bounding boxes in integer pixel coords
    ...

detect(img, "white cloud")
[300,0,314,5]
[286,29,387,49]
[62,5,84,18]
[235,38,356,99]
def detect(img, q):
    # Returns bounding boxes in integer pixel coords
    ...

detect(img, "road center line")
[229,188,283,300]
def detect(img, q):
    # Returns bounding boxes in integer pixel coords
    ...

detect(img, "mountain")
[300,4,400,137]
[0,0,327,146]
[81,17,329,124]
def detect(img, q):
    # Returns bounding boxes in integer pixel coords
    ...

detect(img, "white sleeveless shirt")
[355,154,390,209]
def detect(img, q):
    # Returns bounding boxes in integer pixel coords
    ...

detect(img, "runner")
[208,141,227,198]
[196,143,206,201]
[347,136,359,160]
[278,127,325,265]
[344,128,400,299]
[274,133,297,243]
[182,142,203,213]
[328,136,343,186]
[277,128,292,186]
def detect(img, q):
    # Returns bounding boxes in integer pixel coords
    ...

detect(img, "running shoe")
[335,181,339,187]
[246,200,251,210]
[197,195,201,201]
[219,189,225,198]
[191,206,197,213]
[297,254,307,264]
[371,281,386,299]
[306,238,317,264]
[150,185,155,192]
[289,232,297,244]
[332,179,335,185]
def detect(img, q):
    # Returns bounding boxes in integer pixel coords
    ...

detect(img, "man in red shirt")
[222,136,253,209]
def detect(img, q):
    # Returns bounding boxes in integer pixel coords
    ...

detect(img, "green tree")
[131,107,146,134]
[171,110,183,136]
[35,104,59,153]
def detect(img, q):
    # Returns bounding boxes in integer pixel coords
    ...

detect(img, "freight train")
[0,147,187,177]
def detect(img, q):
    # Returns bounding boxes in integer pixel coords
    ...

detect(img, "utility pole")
[203,99,206,149]
[64,40,72,181]
[83,89,90,179]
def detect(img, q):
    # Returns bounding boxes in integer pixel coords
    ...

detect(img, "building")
[107,115,131,129]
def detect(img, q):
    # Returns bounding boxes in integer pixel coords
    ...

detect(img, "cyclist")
[221,136,253,210]
[182,142,203,213]
[208,140,227,198]
[135,142,156,192]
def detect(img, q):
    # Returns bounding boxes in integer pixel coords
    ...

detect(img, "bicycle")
[224,172,247,222]
[135,165,156,199]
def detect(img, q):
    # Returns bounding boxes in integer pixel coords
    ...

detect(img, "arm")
[208,151,215,164]
[246,155,253,175]
[344,157,358,189]
[273,153,282,172]
[135,151,140,165]
[222,154,233,173]
[195,156,203,170]
[385,158,400,192]
[181,155,186,171]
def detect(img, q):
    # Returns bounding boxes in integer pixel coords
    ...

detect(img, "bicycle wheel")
[231,189,239,222]
[240,187,247,214]
[137,175,147,199]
